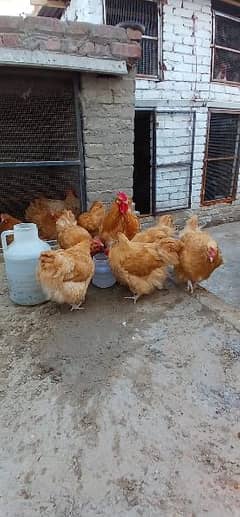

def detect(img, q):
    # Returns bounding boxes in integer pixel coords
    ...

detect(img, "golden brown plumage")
[100,192,140,246]
[109,233,182,302]
[56,210,91,249]
[175,215,223,293]
[0,213,22,233]
[156,214,175,237]
[0,213,22,244]
[25,199,60,240]
[25,190,80,240]
[37,240,94,309]
[78,201,106,237]
[132,213,175,244]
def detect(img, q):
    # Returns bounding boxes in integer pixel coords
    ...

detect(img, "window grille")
[105,0,159,77]
[202,111,240,205]
[212,1,240,85]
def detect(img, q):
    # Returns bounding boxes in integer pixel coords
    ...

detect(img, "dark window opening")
[212,0,240,84]
[105,0,159,77]
[134,111,154,215]
[202,111,240,204]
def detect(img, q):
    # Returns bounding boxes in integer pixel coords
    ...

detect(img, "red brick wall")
[0,16,141,64]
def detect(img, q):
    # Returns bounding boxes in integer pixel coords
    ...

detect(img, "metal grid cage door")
[105,0,159,77]
[0,71,85,218]
[202,111,240,205]
[154,111,196,213]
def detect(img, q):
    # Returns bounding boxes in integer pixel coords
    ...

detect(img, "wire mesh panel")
[213,47,240,84]
[155,111,195,212]
[202,112,240,204]
[0,75,79,162]
[105,0,159,76]
[138,38,158,76]
[0,166,81,219]
[215,12,240,50]
[0,71,84,220]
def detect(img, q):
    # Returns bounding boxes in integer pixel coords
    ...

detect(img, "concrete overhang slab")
[0,49,128,75]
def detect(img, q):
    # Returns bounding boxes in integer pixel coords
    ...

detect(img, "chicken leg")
[70,304,85,311]
[124,294,140,304]
[187,280,194,294]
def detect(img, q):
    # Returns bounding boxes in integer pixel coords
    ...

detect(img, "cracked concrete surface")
[0,222,240,516]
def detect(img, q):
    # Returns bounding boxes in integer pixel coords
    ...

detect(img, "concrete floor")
[202,222,240,307]
[0,222,240,516]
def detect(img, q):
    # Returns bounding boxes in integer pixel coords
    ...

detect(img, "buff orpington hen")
[109,233,183,303]
[174,215,223,293]
[78,201,106,237]
[0,213,22,244]
[100,192,140,247]
[25,190,80,240]
[0,213,22,233]
[56,210,91,249]
[132,214,175,244]
[38,238,103,310]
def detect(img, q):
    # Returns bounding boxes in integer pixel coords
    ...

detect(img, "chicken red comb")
[117,192,128,202]
[208,245,217,255]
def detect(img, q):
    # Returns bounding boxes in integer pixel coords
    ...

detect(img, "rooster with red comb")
[100,191,140,247]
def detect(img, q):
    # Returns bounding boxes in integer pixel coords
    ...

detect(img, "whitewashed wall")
[63,0,103,23]
[64,0,240,211]
[135,0,240,210]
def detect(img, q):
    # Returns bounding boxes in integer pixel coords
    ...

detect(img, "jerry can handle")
[1,230,14,253]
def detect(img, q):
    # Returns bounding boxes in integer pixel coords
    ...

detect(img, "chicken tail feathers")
[157,214,174,228]
[156,239,183,266]
[185,215,199,231]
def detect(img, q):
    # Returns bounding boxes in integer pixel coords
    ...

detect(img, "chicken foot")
[186,280,195,294]
[70,304,85,311]
[124,294,140,304]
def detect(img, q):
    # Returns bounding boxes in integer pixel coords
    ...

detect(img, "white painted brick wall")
[135,0,240,211]
[63,0,103,23]
[65,0,240,213]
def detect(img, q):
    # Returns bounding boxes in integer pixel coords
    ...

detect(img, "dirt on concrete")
[1,241,240,517]
[202,222,240,308]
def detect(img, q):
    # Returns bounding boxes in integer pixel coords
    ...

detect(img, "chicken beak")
[209,256,214,263]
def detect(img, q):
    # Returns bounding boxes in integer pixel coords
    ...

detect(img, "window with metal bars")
[105,0,160,77]
[212,0,240,84]
[202,111,240,205]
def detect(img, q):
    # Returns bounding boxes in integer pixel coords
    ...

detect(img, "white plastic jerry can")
[1,223,50,306]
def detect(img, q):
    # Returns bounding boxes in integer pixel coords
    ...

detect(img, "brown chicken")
[132,214,175,244]
[78,201,106,237]
[109,233,182,303]
[174,215,223,293]
[38,238,102,310]
[156,214,175,237]
[0,213,22,244]
[100,192,140,247]
[56,210,91,249]
[25,190,80,240]
[0,213,22,233]
[25,199,60,240]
